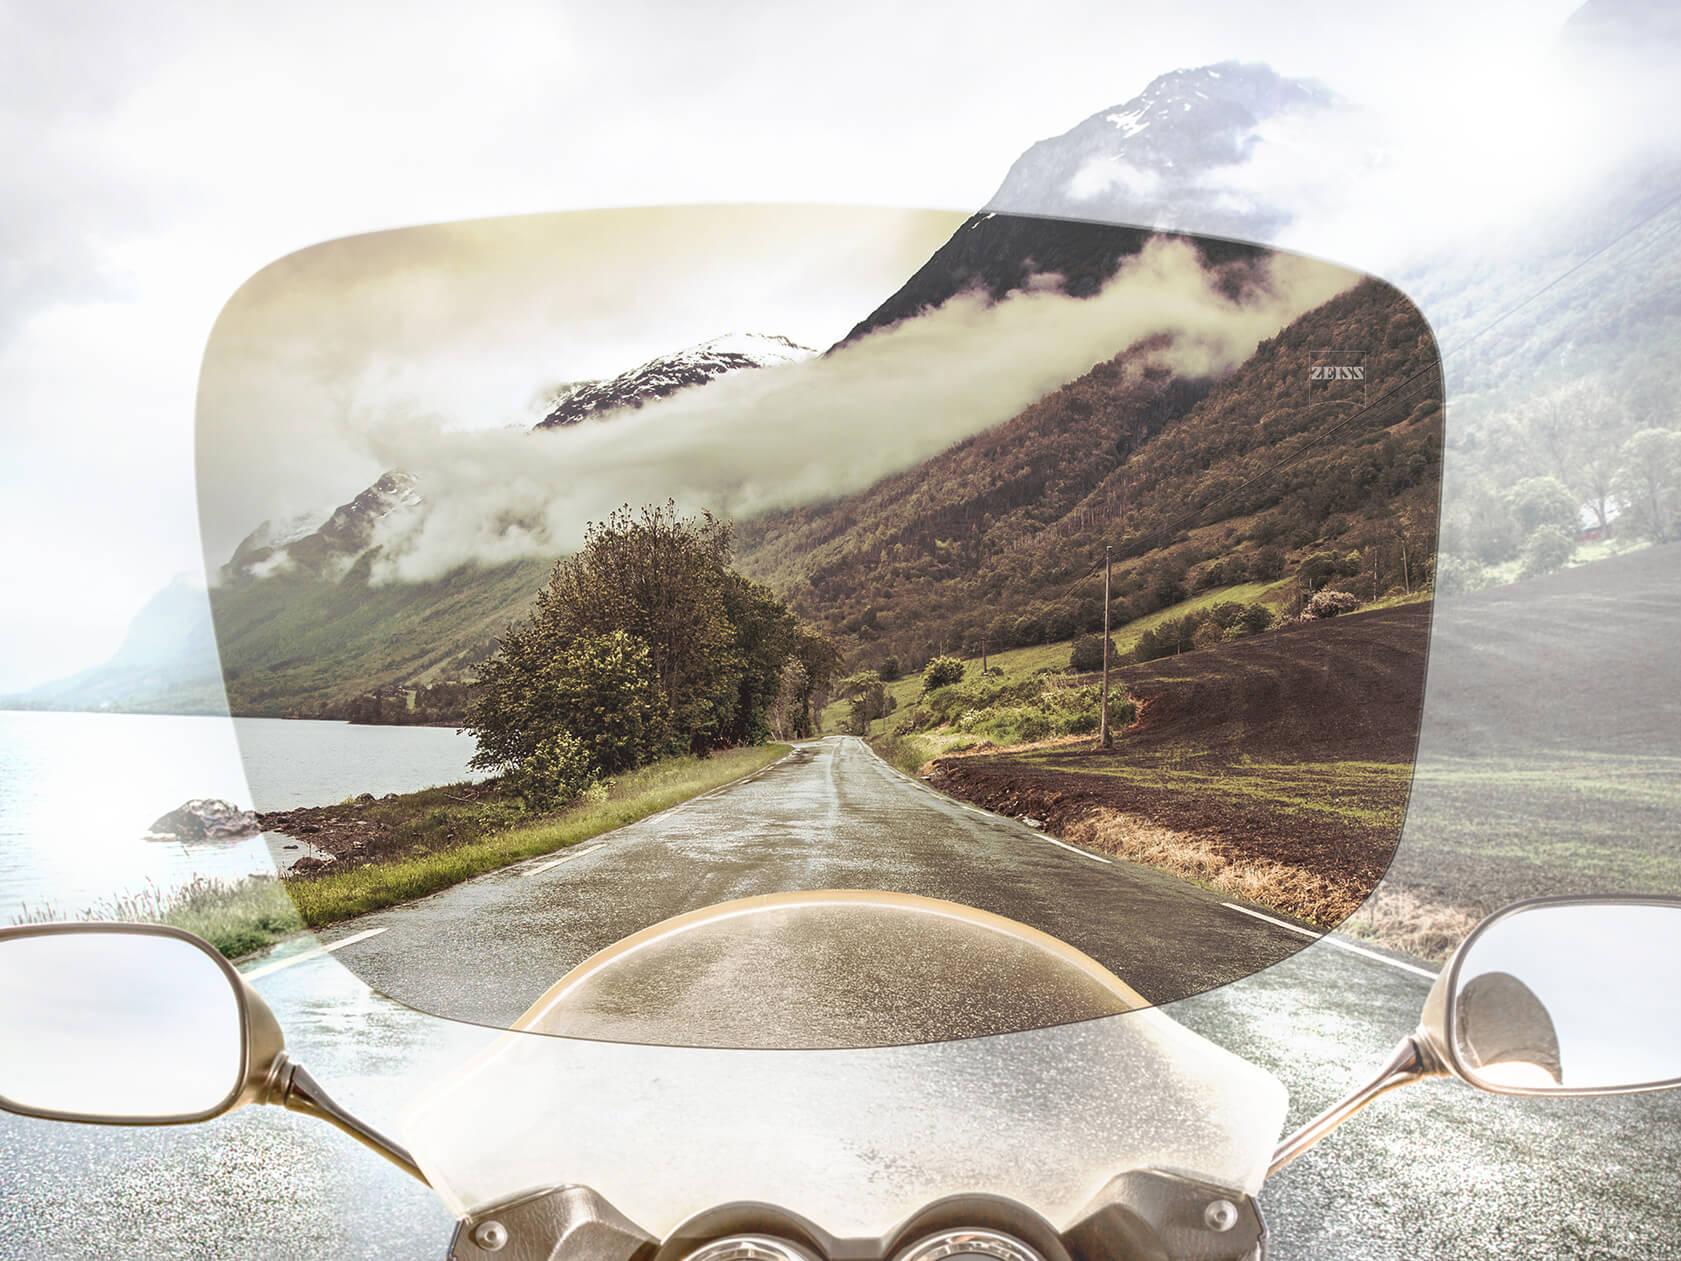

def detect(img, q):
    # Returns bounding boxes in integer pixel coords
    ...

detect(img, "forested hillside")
[737,277,1442,672]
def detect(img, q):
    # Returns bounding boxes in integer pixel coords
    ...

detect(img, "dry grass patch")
[1062,808,1364,927]
[1339,885,1483,962]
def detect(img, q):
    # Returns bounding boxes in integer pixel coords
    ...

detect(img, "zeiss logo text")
[1311,366,1365,380]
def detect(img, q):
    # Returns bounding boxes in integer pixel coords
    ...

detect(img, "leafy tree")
[1614,428,1681,543]
[1433,553,1488,597]
[508,731,596,811]
[837,670,890,735]
[1133,626,1173,663]
[468,503,834,772]
[1445,475,1521,564]
[1207,601,1245,629]
[1519,525,1577,578]
[766,658,810,741]
[922,656,966,690]
[719,572,799,746]
[1234,603,1275,636]
[1505,476,1579,537]
[1069,634,1116,673]
[469,628,665,775]
[878,656,901,683]
[535,502,740,750]
[1298,551,1342,592]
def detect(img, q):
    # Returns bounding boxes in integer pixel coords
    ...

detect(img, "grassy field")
[822,579,1290,736]
[10,744,788,959]
[1341,751,1681,958]
[923,605,1432,927]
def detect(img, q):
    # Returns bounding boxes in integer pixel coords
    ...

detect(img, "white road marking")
[1035,833,1114,865]
[242,927,388,980]
[526,844,601,876]
[1222,902,1320,939]
[1221,902,1438,980]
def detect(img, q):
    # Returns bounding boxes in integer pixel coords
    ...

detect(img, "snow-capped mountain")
[533,332,815,430]
[986,61,1333,240]
[223,333,813,581]
[224,471,421,583]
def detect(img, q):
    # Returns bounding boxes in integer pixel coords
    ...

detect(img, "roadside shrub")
[922,656,966,690]
[1519,524,1577,578]
[1302,590,1362,620]
[509,731,597,811]
[1069,634,1116,673]
[899,673,1134,746]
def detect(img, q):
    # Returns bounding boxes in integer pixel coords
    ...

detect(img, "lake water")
[0,710,479,922]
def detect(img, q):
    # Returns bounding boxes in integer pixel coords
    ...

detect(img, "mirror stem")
[267,1054,429,1186]
[1267,1034,1443,1179]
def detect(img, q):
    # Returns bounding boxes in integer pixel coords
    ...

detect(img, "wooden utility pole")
[1100,544,1113,749]
[980,632,988,673]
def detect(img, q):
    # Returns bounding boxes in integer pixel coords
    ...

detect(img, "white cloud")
[351,241,1355,582]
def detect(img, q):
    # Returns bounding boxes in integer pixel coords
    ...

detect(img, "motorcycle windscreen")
[195,204,1443,1044]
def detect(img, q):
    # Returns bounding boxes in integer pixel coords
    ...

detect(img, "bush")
[1234,604,1275,636]
[1433,553,1490,597]
[1208,601,1246,630]
[1069,634,1116,673]
[1302,590,1362,620]
[878,656,901,682]
[509,732,597,811]
[1192,620,1225,650]
[922,656,966,690]
[1519,525,1577,578]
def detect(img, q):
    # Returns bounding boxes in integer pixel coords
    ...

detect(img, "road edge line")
[242,927,388,980]
[1221,901,1437,979]
[854,736,1116,865]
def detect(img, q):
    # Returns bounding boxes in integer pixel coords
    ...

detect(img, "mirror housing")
[1419,893,1681,1097]
[0,922,426,1183]
[0,922,288,1126]
[1272,893,1681,1178]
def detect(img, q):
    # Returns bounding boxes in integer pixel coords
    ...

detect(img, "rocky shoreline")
[258,780,502,875]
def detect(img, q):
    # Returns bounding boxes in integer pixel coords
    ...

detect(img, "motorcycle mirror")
[0,922,281,1124]
[0,923,425,1182]
[1419,895,1681,1096]
[1271,894,1681,1178]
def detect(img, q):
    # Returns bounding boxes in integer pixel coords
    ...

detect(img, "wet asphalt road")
[4,736,1680,1258]
[328,737,1310,1026]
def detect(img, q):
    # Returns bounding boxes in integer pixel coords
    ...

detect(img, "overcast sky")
[0,0,1587,691]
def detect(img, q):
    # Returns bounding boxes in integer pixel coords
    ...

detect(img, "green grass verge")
[288,744,788,927]
[9,744,788,960]
[10,877,305,960]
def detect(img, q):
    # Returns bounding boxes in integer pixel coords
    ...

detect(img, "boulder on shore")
[147,798,259,842]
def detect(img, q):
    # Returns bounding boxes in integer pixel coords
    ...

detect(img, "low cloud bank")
[357,239,1356,583]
